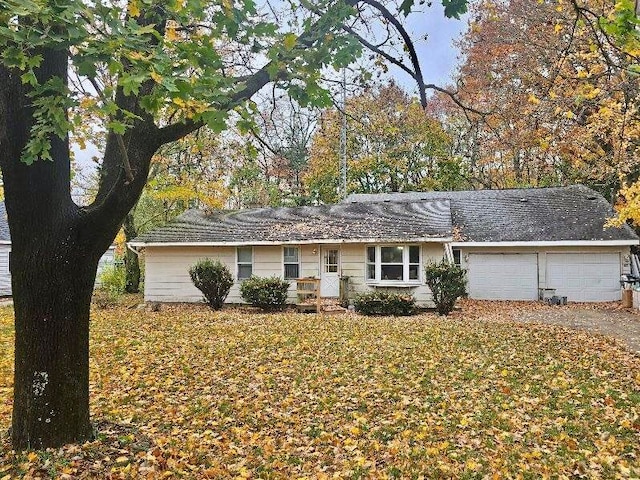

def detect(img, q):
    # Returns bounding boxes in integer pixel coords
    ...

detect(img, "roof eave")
[448,239,639,247]
[129,236,453,248]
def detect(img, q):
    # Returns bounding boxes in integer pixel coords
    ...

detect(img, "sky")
[406,3,468,88]
[72,3,468,178]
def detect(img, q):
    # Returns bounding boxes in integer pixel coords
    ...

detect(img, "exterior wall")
[0,245,10,296]
[144,243,447,306]
[457,245,631,301]
[341,243,444,306]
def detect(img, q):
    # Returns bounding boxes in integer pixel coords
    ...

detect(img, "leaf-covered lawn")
[1,303,639,478]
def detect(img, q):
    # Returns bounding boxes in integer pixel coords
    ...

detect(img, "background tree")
[0,0,468,449]
[435,0,639,196]
[304,82,458,203]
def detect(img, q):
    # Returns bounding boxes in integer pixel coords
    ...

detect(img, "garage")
[546,253,621,302]
[467,253,539,300]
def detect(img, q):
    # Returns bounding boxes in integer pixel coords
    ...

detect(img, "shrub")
[98,264,126,294]
[189,259,234,310]
[353,291,416,316]
[424,260,467,315]
[240,276,290,311]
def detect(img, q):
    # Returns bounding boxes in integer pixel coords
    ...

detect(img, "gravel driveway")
[508,303,640,354]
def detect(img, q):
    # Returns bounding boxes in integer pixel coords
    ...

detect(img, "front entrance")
[320,247,340,297]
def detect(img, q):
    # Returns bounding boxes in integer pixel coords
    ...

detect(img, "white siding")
[145,246,237,303]
[0,245,10,296]
[144,242,447,307]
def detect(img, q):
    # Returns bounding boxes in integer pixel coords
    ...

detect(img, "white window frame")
[365,244,421,284]
[283,246,300,280]
[236,246,254,280]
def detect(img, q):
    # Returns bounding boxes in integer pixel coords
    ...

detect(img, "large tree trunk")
[123,213,141,293]
[0,45,148,449]
[11,232,100,449]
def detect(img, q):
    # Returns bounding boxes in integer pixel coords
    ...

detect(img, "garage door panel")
[468,254,538,300]
[546,253,620,302]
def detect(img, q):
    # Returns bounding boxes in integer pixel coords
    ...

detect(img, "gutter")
[448,240,639,247]
[128,236,454,248]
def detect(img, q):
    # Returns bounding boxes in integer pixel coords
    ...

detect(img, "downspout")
[443,242,454,264]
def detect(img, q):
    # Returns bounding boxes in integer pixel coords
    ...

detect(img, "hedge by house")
[240,276,290,311]
[353,291,416,316]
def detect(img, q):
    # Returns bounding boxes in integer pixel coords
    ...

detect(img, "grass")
[0,302,639,478]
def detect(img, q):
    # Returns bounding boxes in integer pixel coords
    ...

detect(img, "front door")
[320,247,340,297]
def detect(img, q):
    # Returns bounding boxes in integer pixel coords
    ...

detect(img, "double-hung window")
[237,246,253,280]
[283,246,300,279]
[366,245,421,282]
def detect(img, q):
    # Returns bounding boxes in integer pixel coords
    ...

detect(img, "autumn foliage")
[1,303,639,477]
[433,0,639,200]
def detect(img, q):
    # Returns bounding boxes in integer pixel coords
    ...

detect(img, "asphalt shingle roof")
[133,185,638,245]
[133,200,452,244]
[345,185,638,242]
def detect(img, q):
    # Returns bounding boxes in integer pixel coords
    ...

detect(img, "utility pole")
[339,67,347,199]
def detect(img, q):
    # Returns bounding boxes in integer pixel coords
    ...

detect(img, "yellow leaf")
[27,452,38,462]
[128,0,140,17]
[166,25,179,42]
[283,33,297,51]
[150,71,163,83]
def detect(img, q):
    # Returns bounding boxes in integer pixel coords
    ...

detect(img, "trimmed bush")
[424,260,467,315]
[353,291,416,316]
[189,259,234,310]
[240,276,290,311]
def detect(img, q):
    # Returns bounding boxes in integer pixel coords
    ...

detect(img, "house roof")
[131,200,453,245]
[345,185,638,243]
[0,203,10,242]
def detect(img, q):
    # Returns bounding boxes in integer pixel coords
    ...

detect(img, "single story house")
[130,185,639,305]
[0,202,116,296]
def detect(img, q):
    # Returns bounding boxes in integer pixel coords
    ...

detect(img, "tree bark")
[123,213,141,294]
[0,46,111,449]
[10,231,100,449]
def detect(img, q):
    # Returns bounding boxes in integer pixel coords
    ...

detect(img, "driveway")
[483,301,640,354]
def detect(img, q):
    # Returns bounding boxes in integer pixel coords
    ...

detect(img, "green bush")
[424,260,467,315]
[97,264,126,296]
[189,259,234,310]
[353,291,416,316]
[240,276,290,311]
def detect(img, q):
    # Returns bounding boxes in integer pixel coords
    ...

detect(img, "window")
[283,246,300,279]
[366,246,376,280]
[366,245,421,283]
[237,246,253,280]
[452,248,461,266]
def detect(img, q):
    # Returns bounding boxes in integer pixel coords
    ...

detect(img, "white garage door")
[467,253,538,300]
[546,253,621,302]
